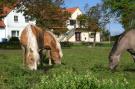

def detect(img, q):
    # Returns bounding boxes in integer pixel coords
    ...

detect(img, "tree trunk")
[93,31,96,47]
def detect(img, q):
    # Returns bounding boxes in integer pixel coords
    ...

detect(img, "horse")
[20,24,63,70]
[109,29,135,70]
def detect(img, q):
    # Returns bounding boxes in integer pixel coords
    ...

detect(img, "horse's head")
[109,54,119,70]
[26,48,39,70]
[51,48,63,64]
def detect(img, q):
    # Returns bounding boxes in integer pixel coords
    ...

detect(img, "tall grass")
[0,46,135,89]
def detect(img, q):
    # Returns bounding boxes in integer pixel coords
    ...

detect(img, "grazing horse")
[109,29,135,70]
[20,24,63,70]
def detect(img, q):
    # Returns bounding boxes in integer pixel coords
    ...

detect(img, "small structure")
[0,6,35,42]
[59,7,101,42]
[0,6,100,43]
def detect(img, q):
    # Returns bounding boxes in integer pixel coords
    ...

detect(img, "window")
[70,20,76,25]
[11,30,19,37]
[89,33,95,38]
[25,17,29,22]
[14,16,18,22]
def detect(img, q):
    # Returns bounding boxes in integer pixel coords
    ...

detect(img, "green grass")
[0,46,135,89]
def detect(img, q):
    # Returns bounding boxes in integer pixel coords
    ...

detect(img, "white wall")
[3,8,36,40]
[0,28,6,42]
[66,32,100,42]
[67,8,82,30]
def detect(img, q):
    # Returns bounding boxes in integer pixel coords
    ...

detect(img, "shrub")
[0,37,21,49]
[9,37,19,43]
[60,41,73,48]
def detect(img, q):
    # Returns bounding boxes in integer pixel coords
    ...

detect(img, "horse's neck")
[109,41,120,57]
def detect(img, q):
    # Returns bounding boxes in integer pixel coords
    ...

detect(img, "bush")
[0,37,21,49]
[81,42,113,47]
[60,41,73,48]
[9,37,19,43]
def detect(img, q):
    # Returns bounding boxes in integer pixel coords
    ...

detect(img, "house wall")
[67,32,100,42]
[0,28,6,42]
[67,8,82,30]
[3,8,35,41]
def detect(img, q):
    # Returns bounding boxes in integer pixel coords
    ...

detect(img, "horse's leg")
[127,49,135,62]
[21,45,26,66]
[47,50,52,65]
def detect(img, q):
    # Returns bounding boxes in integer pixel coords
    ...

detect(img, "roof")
[66,8,78,13]
[0,20,5,28]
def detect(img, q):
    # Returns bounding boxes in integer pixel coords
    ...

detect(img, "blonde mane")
[47,31,63,58]
[26,24,40,69]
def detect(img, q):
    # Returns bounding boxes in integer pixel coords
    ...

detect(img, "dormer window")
[14,15,18,22]
[70,20,76,25]
[25,17,29,23]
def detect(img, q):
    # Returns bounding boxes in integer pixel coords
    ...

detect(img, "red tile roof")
[0,20,5,28]
[66,8,77,13]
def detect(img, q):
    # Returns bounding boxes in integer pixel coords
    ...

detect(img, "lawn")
[0,46,135,89]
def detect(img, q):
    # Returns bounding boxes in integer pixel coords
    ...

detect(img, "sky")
[63,0,124,36]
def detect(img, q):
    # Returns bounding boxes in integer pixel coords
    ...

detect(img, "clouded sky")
[63,0,124,36]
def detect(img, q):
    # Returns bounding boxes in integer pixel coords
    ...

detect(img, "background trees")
[0,0,69,33]
[103,0,135,30]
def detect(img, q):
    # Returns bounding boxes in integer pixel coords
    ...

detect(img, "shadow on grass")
[124,68,135,72]
[91,64,108,72]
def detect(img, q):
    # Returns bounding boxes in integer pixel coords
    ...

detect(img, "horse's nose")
[55,60,61,64]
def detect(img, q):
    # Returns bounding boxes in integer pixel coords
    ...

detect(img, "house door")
[75,32,81,41]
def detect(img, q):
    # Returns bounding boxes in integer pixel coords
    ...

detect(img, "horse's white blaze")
[26,24,40,70]
[47,31,63,58]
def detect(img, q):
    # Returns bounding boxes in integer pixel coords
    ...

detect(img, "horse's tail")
[47,31,63,58]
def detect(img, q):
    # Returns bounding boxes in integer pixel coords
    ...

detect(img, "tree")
[87,4,101,47]
[77,4,104,47]
[101,29,110,41]
[0,0,69,33]
[103,0,135,30]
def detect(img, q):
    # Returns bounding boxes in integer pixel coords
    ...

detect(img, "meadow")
[0,45,135,89]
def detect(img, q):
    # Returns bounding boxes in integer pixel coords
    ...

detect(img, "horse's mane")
[25,24,40,60]
[109,31,127,56]
[47,31,63,58]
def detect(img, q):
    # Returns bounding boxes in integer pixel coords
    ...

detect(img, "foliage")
[0,0,17,7]
[103,0,135,30]
[35,71,129,89]
[60,41,73,48]
[101,29,110,41]
[0,0,70,33]
[9,37,19,43]
[0,42,21,49]
[0,37,20,49]
[17,0,69,28]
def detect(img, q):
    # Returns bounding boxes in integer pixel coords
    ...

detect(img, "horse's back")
[20,24,43,47]
[44,31,56,49]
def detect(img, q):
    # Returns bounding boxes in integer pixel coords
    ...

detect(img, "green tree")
[0,0,69,33]
[103,0,135,30]
[78,4,104,47]
[87,4,101,47]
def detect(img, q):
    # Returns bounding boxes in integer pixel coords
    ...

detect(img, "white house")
[59,7,101,42]
[0,7,35,42]
[0,6,100,43]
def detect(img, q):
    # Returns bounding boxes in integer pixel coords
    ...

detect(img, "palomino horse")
[20,24,63,70]
[109,29,135,70]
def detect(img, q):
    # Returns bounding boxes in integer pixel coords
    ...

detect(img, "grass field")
[0,45,135,89]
